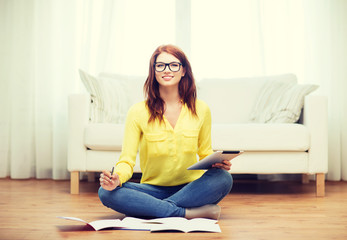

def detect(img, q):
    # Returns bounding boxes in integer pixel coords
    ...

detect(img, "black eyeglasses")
[154,62,182,72]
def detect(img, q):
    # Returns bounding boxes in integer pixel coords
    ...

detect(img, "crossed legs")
[98,168,233,218]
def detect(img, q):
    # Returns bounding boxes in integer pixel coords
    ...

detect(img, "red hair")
[144,44,197,123]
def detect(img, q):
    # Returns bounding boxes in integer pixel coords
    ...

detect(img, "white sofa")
[68,73,328,196]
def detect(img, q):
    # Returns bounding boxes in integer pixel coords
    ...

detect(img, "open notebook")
[57,216,221,233]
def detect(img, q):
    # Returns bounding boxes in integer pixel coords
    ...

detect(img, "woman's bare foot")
[185,204,221,220]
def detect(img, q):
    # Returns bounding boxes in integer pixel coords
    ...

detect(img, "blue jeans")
[98,168,233,218]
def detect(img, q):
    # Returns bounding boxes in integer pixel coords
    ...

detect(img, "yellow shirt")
[114,99,214,186]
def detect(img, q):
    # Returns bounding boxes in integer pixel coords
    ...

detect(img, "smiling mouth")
[163,76,173,81]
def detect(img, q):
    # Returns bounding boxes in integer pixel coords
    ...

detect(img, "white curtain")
[0,0,176,179]
[0,0,80,179]
[1,0,346,180]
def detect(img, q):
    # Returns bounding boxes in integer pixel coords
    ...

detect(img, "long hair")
[144,44,197,123]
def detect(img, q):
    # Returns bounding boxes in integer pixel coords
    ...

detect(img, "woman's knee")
[220,169,233,189]
[209,168,233,191]
[98,187,113,207]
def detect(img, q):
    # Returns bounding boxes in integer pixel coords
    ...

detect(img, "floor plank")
[0,178,346,240]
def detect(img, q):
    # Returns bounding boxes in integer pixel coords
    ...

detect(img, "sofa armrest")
[302,95,328,173]
[67,94,90,171]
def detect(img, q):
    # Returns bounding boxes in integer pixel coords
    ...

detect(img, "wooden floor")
[1,178,347,240]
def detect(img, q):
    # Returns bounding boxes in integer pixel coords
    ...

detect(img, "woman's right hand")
[99,170,120,191]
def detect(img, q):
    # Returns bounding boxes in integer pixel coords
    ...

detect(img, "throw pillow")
[78,69,144,123]
[250,80,318,123]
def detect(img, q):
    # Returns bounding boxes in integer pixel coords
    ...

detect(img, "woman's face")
[154,52,185,89]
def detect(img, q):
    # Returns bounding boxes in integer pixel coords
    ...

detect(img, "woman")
[98,44,233,219]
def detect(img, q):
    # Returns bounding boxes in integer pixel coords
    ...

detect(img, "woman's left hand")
[212,160,232,171]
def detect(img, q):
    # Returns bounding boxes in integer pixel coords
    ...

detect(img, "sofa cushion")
[197,74,297,123]
[84,123,309,152]
[84,123,124,150]
[86,150,141,173]
[230,152,308,173]
[211,123,310,151]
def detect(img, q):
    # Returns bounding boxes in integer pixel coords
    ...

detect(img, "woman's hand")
[212,160,232,171]
[99,170,120,191]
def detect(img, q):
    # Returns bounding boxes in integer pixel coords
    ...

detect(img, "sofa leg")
[316,173,325,197]
[71,171,80,194]
[302,174,310,184]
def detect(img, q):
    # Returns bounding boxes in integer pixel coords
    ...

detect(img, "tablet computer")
[187,150,243,170]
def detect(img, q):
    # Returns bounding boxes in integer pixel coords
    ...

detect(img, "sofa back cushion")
[197,74,297,123]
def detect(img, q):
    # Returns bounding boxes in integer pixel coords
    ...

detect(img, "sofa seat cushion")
[84,123,309,152]
[84,123,125,150]
[86,150,141,172]
[211,123,309,151]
